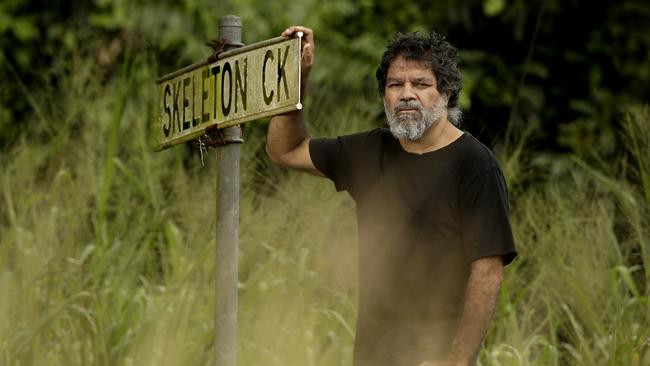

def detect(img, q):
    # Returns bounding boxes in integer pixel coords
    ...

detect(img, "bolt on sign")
[155,34,302,151]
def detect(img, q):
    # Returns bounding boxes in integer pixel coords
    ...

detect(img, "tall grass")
[485,106,650,366]
[0,49,648,366]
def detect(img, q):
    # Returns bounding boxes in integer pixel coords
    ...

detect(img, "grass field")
[0,51,648,365]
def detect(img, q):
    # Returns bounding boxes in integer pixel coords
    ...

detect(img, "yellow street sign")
[155,34,302,151]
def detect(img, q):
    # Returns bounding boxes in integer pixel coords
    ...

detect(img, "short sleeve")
[460,167,517,265]
[309,137,353,192]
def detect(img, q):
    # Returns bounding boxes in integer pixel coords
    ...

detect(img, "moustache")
[393,101,422,113]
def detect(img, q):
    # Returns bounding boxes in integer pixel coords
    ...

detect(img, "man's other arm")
[266,26,321,176]
[421,255,504,366]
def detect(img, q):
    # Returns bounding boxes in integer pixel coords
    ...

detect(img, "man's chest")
[354,155,464,228]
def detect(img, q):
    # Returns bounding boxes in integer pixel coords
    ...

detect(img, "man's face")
[383,55,448,142]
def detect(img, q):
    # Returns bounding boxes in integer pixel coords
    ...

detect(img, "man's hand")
[281,25,315,79]
[266,26,319,174]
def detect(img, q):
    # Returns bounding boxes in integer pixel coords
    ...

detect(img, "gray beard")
[385,98,447,142]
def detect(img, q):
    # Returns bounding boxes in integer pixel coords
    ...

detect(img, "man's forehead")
[387,56,434,77]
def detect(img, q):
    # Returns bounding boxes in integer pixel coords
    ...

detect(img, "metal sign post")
[214,16,241,366]
[154,14,303,366]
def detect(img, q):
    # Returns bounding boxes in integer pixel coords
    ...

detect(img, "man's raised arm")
[266,26,321,175]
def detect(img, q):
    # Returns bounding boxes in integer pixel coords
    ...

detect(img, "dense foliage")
[0,0,648,365]
[2,0,649,157]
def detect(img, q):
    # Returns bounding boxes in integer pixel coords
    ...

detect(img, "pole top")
[218,15,243,47]
[219,15,242,28]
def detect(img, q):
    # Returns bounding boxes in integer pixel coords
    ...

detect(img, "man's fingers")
[281,25,311,36]
[281,25,314,43]
[281,26,315,56]
[281,26,302,37]
[282,26,315,78]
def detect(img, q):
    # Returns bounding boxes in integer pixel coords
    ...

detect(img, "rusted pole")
[214,15,243,366]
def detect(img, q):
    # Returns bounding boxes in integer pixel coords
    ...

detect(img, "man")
[266,26,517,366]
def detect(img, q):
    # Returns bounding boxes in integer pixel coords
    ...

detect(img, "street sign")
[155,34,302,151]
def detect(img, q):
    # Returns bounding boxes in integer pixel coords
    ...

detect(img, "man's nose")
[400,84,417,101]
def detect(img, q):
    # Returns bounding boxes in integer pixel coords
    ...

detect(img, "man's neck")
[399,118,464,154]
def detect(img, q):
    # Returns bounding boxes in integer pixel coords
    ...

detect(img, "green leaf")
[483,0,506,17]
[11,18,38,41]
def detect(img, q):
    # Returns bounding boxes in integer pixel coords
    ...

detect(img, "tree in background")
[1,0,649,162]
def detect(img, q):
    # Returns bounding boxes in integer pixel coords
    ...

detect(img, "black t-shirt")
[310,128,517,366]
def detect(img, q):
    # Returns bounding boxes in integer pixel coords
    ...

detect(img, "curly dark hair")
[376,31,463,112]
